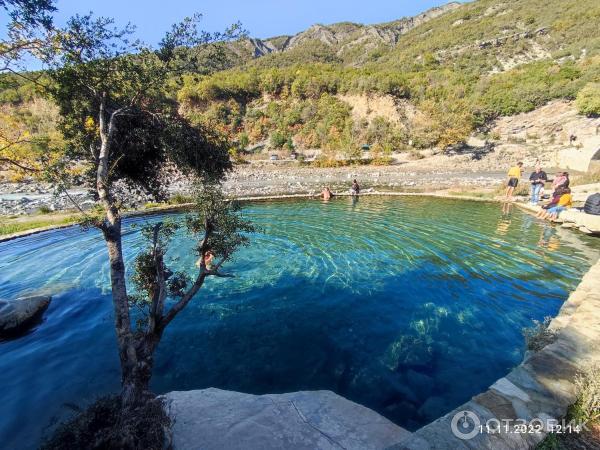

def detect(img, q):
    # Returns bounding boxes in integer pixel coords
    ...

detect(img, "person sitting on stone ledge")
[536,187,565,218]
[539,188,572,221]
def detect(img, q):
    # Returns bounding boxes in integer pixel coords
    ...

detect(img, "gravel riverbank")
[0,165,505,216]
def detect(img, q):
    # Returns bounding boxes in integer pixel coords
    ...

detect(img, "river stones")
[0,296,51,336]
[163,388,412,450]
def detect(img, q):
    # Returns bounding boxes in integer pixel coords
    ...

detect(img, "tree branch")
[0,157,39,172]
[157,271,207,332]
[148,223,167,334]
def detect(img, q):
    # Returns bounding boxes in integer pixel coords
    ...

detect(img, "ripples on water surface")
[1,196,599,448]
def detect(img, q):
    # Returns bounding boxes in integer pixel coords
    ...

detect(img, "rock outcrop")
[0,295,51,336]
[240,3,461,62]
[163,388,412,450]
[490,100,600,171]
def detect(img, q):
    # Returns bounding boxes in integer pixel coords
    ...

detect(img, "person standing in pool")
[351,179,360,196]
[321,187,333,200]
[505,162,523,201]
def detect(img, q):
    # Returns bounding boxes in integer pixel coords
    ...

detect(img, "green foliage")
[569,364,600,426]
[576,82,600,116]
[476,61,585,117]
[44,14,235,199]
[0,214,80,236]
[185,183,255,261]
[535,363,600,449]
[269,130,287,148]
[168,193,193,205]
[4,0,600,164]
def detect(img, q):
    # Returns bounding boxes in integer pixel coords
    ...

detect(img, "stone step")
[163,388,413,450]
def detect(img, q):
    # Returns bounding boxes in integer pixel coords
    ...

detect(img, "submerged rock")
[0,296,51,336]
[163,388,412,450]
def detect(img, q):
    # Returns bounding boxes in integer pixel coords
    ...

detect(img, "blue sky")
[3,0,457,44]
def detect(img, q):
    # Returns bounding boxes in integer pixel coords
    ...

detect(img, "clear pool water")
[1,196,599,448]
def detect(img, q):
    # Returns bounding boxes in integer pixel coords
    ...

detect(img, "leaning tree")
[42,14,251,410]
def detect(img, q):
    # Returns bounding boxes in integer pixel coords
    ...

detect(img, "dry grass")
[536,364,600,449]
[0,213,81,237]
[571,171,600,187]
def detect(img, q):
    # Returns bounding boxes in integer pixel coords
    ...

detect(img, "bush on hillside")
[576,82,600,116]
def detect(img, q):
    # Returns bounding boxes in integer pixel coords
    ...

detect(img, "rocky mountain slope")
[235,2,462,64]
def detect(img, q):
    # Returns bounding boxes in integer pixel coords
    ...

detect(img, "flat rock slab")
[0,295,51,336]
[163,388,412,450]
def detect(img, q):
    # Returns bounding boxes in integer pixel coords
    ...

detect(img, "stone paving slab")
[163,388,413,450]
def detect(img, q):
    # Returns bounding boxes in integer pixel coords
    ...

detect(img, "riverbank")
[0,190,502,242]
[0,166,508,216]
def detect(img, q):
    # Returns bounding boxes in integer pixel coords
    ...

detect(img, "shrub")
[41,396,169,450]
[168,193,193,205]
[536,363,600,449]
[570,363,600,426]
[270,130,287,148]
[576,83,600,116]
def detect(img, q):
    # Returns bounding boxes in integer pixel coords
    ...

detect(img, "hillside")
[1,0,600,179]
[175,0,600,165]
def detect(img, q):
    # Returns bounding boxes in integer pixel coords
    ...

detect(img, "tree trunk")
[120,333,161,409]
[96,97,145,411]
[102,221,142,410]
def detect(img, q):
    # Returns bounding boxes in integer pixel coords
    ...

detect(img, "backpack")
[584,193,600,215]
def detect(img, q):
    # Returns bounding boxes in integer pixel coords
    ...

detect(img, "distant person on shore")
[321,187,334,200]
[351,179,360,196]
[539,188,572,221]
[505,162,523,200]
[529,165,547,205]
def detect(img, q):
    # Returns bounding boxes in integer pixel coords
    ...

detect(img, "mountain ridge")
[233,2,462,63]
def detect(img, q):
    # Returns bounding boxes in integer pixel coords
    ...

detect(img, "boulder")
[163,388,412,450]
[0,296,51,336]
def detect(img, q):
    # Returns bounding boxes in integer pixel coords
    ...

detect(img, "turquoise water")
[1,196,599,448]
